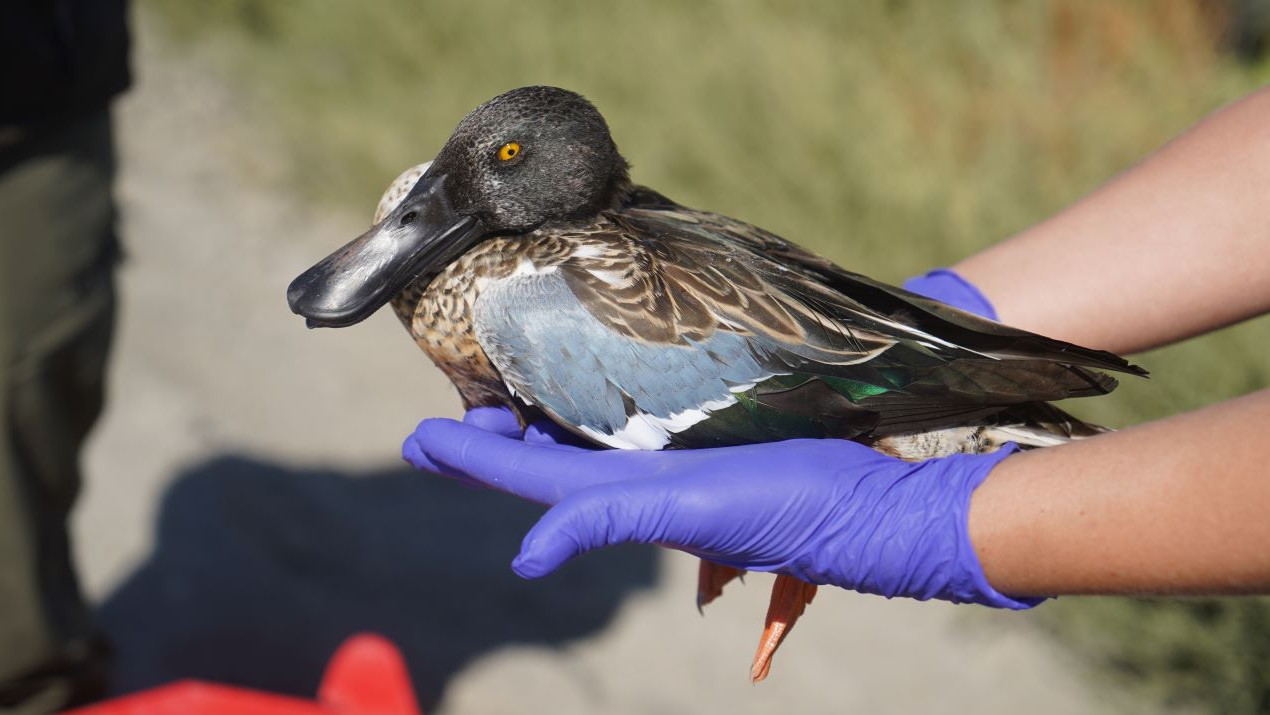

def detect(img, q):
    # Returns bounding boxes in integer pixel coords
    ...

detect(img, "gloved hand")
[903,267,998,320]
[401,406,583,487]
[403,412,1040,609]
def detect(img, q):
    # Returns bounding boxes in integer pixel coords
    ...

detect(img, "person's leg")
[0,110,119,712]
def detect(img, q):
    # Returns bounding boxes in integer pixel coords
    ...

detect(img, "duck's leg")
[697,559,744,614]
[750,574,817,683]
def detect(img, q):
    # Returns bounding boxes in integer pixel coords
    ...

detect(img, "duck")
[287,85,1146,682]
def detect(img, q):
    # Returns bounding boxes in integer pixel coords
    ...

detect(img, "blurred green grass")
[144,0,1270,710]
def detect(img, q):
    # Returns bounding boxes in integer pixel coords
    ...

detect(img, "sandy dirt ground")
[72,18,1144,715]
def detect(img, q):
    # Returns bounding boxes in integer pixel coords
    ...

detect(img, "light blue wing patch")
[473,271,778,449]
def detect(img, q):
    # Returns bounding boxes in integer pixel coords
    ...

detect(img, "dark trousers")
[0,110,118,712]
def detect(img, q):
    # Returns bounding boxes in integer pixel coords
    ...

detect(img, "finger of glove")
[523,421,592,451]
[413,418,617,504]
[402,429,442,472]
[402,430,489,490]
[512,479,698,578]
[462,406,524,438]
[401,431,485,487]
[403,407,521,478]
[902,269,998,320]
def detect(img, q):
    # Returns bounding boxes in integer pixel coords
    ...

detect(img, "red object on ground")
[65,633,422,715]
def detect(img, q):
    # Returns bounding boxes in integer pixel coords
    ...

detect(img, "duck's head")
[288,86,628,328]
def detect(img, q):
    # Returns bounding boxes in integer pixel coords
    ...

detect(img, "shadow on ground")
[97,455,659,710]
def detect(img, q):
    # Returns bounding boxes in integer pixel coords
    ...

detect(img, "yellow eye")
[497,142,521,161]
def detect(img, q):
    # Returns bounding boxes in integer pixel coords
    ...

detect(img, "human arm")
[953,86,1270,354]
[970,387,1270,597]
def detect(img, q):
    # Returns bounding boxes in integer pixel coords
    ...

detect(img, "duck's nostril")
[400,211,418,226]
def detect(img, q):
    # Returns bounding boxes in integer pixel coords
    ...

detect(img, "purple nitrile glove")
[903,268,998,320]
[401,406,582,490]
[403,414,1040,609]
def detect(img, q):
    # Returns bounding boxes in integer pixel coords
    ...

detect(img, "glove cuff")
[902,269,999,321]
[948,444,1047,610]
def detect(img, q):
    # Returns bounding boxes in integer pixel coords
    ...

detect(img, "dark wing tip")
[1055,345,1149,379]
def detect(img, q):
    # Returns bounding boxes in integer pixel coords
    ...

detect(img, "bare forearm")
[969,389,1270,597]
[955,87,1270,355]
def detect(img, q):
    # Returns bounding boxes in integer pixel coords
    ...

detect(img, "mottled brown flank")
[390,233,573,410]
[871,427,994,460]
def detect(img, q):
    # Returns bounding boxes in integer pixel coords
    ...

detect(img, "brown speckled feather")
[390,234,571,412]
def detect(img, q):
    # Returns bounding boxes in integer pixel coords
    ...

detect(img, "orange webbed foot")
[750,574,817,683]
[697,560,745,614]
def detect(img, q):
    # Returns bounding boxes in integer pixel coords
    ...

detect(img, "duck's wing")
[472,202,1143,450]
[624,188,1149,374]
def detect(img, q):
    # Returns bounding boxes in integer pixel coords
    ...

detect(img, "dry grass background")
[143,1,1270,710]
